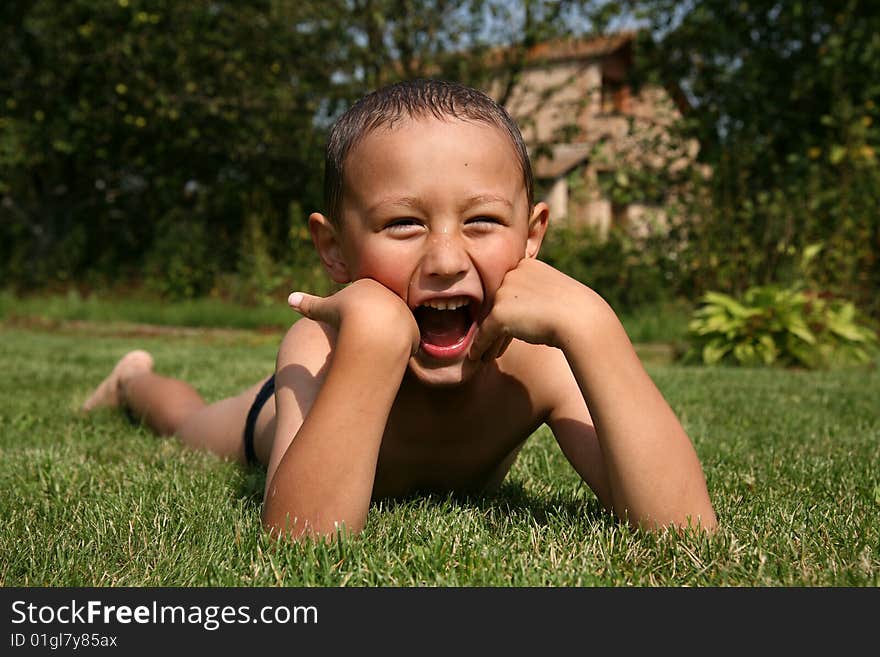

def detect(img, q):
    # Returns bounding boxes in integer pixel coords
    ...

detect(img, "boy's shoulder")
[277,318,336,372]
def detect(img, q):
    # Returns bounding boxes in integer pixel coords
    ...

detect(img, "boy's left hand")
[469,258,589,362]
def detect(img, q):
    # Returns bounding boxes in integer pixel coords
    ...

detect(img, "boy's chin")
[406,353,482,387]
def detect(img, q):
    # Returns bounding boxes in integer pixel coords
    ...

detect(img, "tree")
[618,0,880,313]
[1,0,337,292]
[1,0,606,297]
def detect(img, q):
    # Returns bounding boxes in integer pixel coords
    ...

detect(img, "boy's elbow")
[632,508,718,535]
[690,508,719,534]
[261,508,362,543]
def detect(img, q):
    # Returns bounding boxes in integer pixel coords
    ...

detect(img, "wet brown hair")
[323,78,534,224]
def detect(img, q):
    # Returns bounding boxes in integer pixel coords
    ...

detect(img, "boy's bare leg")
[83,350,275,464]
[82,350,156,412]
[82,349,205,436]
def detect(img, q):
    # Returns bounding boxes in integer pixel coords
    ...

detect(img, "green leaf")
[834,302,855,325]
[702,339,731,365]
[786,317,817,345]
[827,320,871,343]
[802,243,823,265]
[757,334,778,365]
[704,314,743,334]
[702,292,755,319]
[733,342,758,366]
[829,144,847,164]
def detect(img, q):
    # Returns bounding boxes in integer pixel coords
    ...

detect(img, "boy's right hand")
[288,279,420,357]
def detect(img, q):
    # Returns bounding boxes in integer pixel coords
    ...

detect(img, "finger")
[288,291,328,322]
[288,292,305,310]
[469,316,503,361]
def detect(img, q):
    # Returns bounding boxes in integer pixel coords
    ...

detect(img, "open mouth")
[413,296,478,360]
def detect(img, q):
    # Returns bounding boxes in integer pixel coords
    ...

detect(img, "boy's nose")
[422,232,469,279]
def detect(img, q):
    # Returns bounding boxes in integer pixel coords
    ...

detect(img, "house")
[483,32,698,237]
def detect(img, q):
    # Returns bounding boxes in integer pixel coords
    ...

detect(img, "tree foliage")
[619,0,880,315]
[1,0,341,294]
[0,0,600,298]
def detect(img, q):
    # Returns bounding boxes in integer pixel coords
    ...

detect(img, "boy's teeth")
[421,297,469,311]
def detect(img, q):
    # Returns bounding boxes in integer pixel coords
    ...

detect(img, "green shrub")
[539,224,677,314]
[685,285,879,369]
[143,212,221,301]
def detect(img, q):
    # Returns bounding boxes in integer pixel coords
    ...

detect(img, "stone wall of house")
[482,35,699,238]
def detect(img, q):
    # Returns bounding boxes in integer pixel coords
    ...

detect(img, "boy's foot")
[82,350,154,411]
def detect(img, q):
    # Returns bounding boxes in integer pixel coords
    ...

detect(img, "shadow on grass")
[231,468,611,533]
[236,465,267,509]
[375,480,612,532]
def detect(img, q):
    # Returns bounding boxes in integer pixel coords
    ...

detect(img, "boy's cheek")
[350,262,412,302]
[482,252,525,293]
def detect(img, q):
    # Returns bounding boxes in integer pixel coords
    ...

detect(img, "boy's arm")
[471,259,717,532]
[262,279,419,541]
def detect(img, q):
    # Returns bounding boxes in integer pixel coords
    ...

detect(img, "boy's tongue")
[416,307,471,348]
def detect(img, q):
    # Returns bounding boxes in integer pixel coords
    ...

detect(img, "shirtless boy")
[83,79,717,540]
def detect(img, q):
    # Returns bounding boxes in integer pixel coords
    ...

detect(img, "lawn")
[1,311,878,586]
[0,289,693,344]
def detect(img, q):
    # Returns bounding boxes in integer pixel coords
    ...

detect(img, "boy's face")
[314,116,547,387]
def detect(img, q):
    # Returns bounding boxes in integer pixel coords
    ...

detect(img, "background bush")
[539,224,678,314]
[685,284,878,369]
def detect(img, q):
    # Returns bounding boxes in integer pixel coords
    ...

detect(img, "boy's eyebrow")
[367,196,423,214]
[367,194,513,215]
[461,194,514,210]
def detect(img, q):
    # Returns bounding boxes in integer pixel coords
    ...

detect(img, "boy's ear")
[308,212,351,284]
[525,202,550,259]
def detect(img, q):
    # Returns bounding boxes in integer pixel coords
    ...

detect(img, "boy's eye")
[465,216,503,230]
[382,218,425,236]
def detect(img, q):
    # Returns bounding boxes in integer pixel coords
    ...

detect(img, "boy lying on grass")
[83,79,717,541]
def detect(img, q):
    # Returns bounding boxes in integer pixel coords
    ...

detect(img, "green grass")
[1,290,692,344]
[0,290,296,332]
[1,319,878,586]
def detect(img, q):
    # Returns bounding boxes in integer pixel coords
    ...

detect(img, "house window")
[612,202,629,228]
[601,79,631,114]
